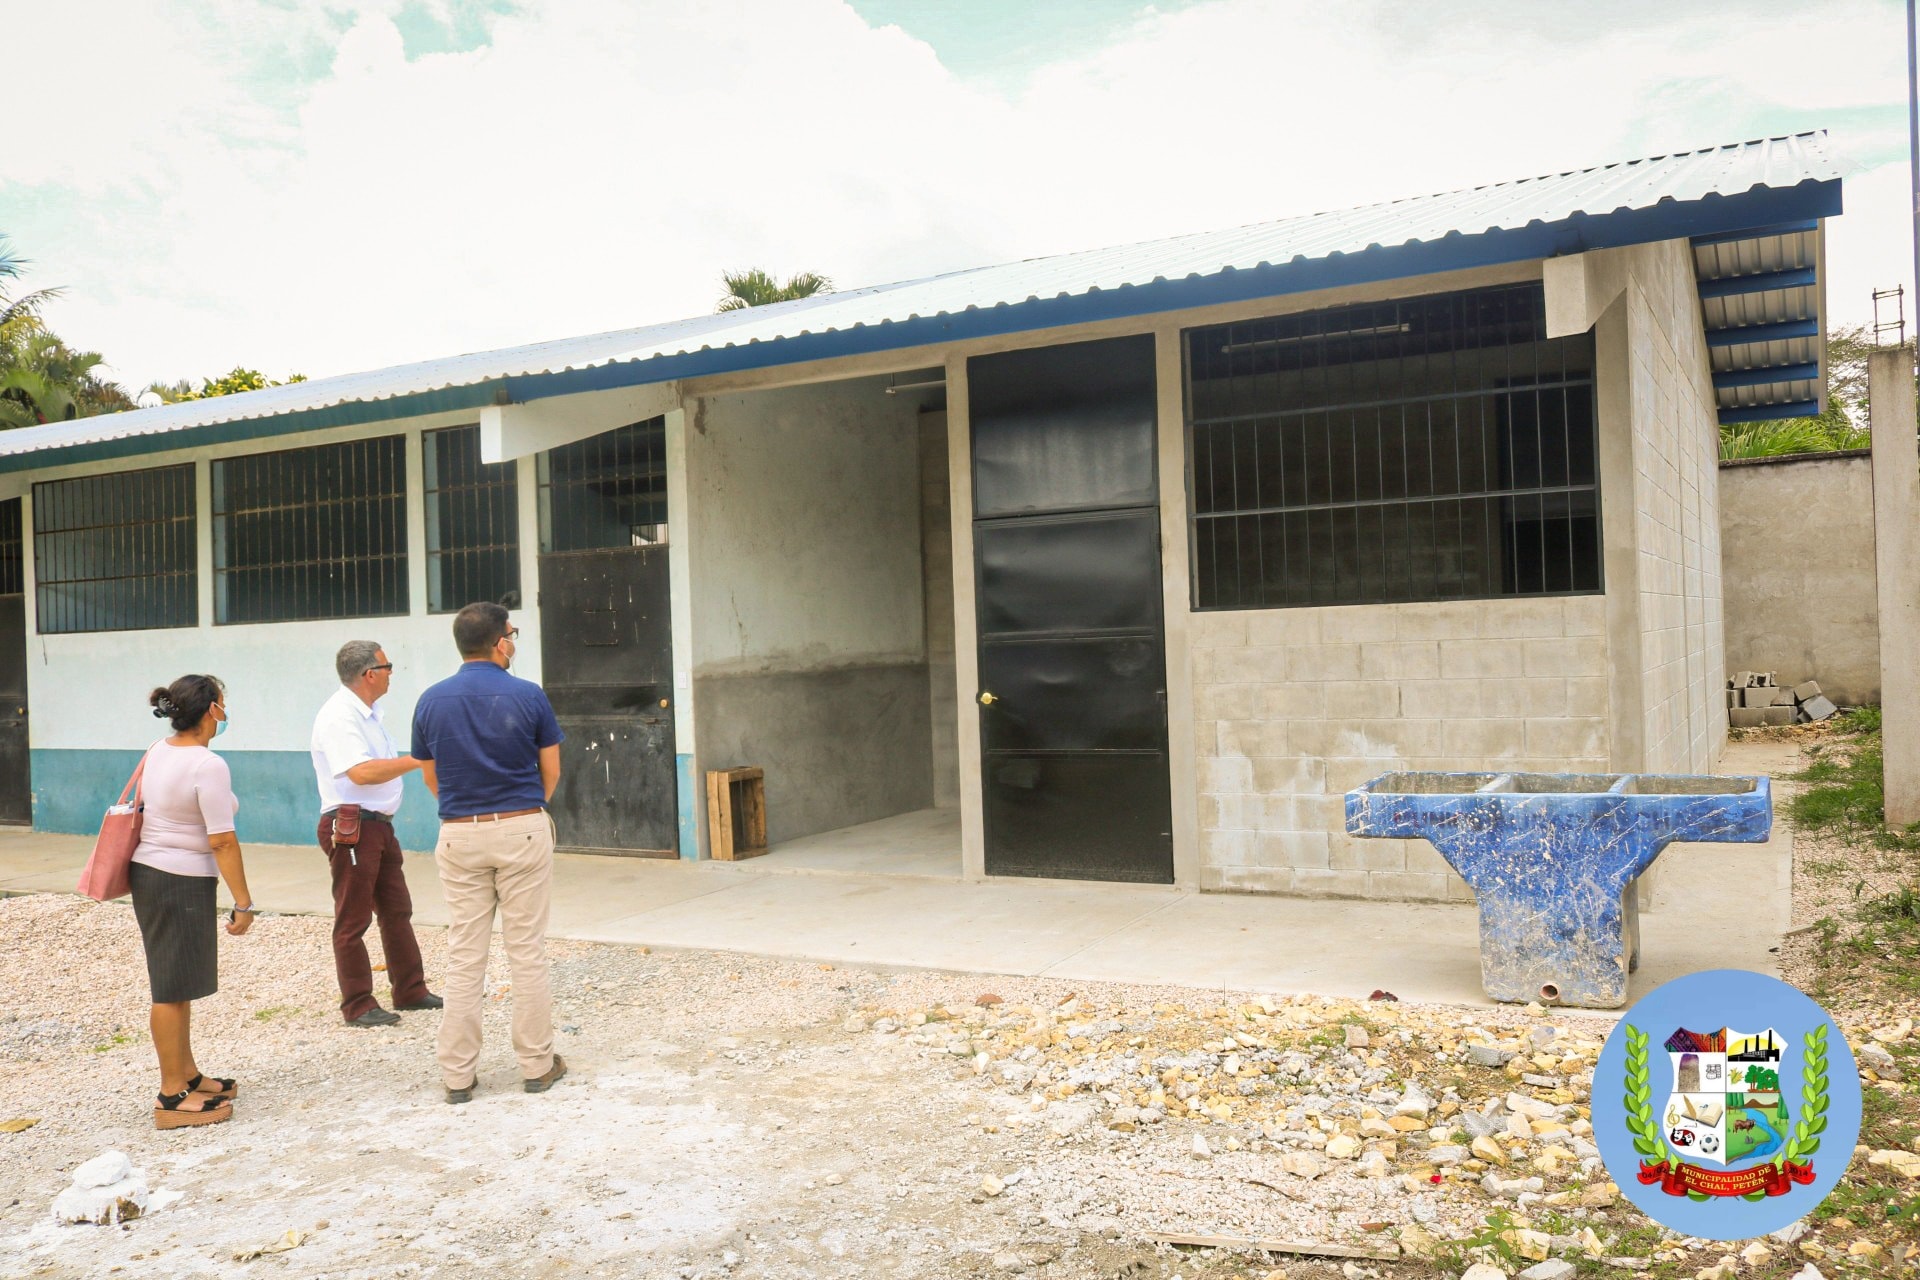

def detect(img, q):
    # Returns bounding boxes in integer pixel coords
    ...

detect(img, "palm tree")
[715,268,832,312]
[0,236,61,330]
[0,329,114,427]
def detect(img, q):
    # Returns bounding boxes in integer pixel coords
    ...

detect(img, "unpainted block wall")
[1719,452,1879,705]
[1192,596,1611,902]
[687,378,932,845]
[1622,240,1726,774]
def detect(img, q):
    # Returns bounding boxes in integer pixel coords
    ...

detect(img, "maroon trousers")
[318,816,430,1021]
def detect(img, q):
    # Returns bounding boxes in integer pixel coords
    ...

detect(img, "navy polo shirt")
[411,661,565,820]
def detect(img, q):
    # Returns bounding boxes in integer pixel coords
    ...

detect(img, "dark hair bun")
[149,687,177,719]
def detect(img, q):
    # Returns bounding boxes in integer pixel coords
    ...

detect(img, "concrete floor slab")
[748,808,960,878]
[585,873,1177,973]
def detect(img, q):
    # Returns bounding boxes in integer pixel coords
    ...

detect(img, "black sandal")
[188,1073,238,1099]
[155,1088,231,1130]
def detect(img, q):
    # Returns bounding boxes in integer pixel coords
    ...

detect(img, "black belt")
[323,808,394,824]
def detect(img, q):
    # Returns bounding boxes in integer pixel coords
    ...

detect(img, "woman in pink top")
[131,675,256,1130]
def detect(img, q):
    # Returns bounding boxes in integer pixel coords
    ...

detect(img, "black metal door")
[970,335,1173,883]
[537,547,677,856]
[0,593,27,825]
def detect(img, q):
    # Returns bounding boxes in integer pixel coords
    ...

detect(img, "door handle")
[978,691,998,706]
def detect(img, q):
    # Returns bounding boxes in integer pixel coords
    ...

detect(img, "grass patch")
[1789,708,1920,850]
[252,1005,300,1022]
[90,1028,139,1053]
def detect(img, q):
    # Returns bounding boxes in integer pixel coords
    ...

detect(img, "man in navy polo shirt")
[412,601,566,1104]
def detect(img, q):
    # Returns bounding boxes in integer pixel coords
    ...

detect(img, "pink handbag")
[76,751,150,902]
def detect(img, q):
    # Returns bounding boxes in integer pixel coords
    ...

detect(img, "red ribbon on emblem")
[1636,1160,1815,1197]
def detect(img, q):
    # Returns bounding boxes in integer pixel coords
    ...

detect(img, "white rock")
[1519,1261,1575,1280]
[1789,1265,1825,1280]
[70,1152,133,1189]
[1279,1152,1328,1179]
[52,1152,149,1226]
[979,1174,1005,1197]
[1461,1264,1510,1280]
[1770,1221,1809,1245]
[1346,1026,1370,1048]
[1395,1085,1433,1119]
[1191,1134,1213,1159]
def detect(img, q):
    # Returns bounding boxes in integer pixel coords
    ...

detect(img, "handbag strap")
[117,740,162,806]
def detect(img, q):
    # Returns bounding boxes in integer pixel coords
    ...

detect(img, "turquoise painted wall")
[33,749,443,852]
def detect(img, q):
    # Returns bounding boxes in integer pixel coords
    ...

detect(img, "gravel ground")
[0,891,1635,1280]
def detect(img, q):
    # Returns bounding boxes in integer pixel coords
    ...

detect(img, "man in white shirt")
[311,640,439,1028]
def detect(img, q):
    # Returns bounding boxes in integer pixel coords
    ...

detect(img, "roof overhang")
[1693,220,1831,424]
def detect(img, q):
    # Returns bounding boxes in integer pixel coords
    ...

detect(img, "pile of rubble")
[845,992,1920,1275]
[1727,672,1838,729]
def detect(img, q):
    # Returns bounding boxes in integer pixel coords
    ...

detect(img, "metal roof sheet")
[0,131,1845,466]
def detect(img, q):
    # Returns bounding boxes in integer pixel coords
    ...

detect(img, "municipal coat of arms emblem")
[1622,1021,1827,1200]
[1594,970,1859,1238]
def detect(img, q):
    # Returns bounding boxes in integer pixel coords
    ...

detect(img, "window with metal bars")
[1185,282,1601,610]
[537,417,668,553]
[424,424,521,613]
[32,466,197,633]
[0,498,21,596]
[212,437,407,624]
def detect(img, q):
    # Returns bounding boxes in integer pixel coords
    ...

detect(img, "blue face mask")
[214,708,230,737]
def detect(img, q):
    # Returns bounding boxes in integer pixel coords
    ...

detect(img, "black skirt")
[128,861,218,1003]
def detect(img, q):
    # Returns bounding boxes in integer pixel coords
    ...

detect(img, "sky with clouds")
[2,0,1912,395]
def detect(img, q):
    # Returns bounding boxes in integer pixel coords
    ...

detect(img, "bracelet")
[228,904,258,922]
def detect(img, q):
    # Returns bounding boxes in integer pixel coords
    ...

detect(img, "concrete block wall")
[1719,452,1879,705]
[1191,595,1610,902]
[1624,241,1725,774]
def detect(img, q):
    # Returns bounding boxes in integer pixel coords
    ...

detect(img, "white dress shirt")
[311,686,406,814]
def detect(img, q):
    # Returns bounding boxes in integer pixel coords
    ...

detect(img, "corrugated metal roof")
[0,131,1844,465]
[1691,218,1831,423]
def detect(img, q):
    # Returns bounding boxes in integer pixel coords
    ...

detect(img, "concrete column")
[1870,345,1920,825]
[1153,323,1200,890]
[946,351,986,880]
[404,429,428,617]
[512,454,543,686]
[196,459,215,628]
[665,403,702,858]
[1595,296,1646,773]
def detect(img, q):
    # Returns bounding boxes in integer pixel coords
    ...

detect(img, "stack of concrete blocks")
[1726,671,1837,728]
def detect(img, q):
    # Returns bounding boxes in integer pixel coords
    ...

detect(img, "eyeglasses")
[500,628,520,642]
[366,663,394,674]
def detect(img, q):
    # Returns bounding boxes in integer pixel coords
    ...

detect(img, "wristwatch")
[228,903,259,924]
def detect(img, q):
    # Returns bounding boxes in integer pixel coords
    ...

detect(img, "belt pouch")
[332,802,363,847]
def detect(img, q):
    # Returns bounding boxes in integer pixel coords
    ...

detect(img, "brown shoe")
[524,1054,567,1093]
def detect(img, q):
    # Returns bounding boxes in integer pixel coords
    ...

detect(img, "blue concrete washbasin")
[1345,771,1772,1008]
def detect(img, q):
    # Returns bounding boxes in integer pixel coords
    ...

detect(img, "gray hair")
[335,640,384,685]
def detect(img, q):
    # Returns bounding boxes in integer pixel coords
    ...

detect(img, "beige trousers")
[434,811,555,1088]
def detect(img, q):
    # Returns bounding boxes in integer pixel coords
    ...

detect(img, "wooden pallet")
[706,766,767,861]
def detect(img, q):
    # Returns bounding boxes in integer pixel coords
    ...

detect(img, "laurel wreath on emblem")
[1622,1023,1830,1203]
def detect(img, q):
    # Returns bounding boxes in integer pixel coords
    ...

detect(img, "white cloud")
[1,0,1910,392]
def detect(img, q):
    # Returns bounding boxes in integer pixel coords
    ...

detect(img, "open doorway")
[687,372,960,875]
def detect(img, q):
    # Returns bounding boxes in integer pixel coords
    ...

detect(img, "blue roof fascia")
[1713,362,1820,389]
[1719,400,1822,424]
[0,383,504,475]
[0,176,1843,475]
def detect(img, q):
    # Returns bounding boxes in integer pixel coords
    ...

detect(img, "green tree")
[715,268,832,312]
[148,367,307,402]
